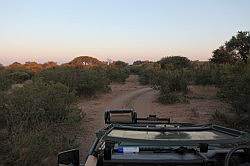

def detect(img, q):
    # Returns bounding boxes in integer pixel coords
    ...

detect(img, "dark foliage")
[113,61,128,68]
[106,67,129,83]
[218,64,250,113]
[155,70,188,104]
[135,61,188,104]
[6,71,32,83]
[37,67,110,96]
[210,46,236,64]
[0,80,81,165]
[158,56,191,70]
[210,31,250,64]
[0,69,33,91]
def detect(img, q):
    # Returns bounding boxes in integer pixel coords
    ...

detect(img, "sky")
[0,0,250,65]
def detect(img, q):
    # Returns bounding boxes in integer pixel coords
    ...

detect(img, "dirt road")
[78,75,229,162]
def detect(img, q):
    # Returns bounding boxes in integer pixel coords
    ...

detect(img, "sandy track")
[78,75,229,162]
[108,87,152,109]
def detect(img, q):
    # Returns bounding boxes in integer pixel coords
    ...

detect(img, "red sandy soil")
[78,75,230,163]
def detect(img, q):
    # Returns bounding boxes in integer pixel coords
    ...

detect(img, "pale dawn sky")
[0,0,250,65]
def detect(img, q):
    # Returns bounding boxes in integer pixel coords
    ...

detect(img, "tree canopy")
[68,56,103,67]
[210,31,250,64]
[158,56,191,69]
[112,61,128,68]
[210,46,236,64]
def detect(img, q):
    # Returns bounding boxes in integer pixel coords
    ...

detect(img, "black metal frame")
[136,114,171,124]
[105,109,172,124]
[104,109,137,124]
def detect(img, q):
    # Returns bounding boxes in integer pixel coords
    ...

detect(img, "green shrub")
[155,70,188,93]
[7,71,32,83]
[113,61,128,68]
[2,80,76,131]
[0,69,33,91]
[155,70,188,104]
[0,80,81,165]
[106,67,129,83]
[218,64,250,113]
[213,63,250,131]
[0,74,13,91]
[138,63,161,85]
[135,62,188,104]
[158,92,188,104]
[129,65,141,74]
[192,63,223,85]
[37,67,110,96]
[158,56,191,70]
[158,88,182,104]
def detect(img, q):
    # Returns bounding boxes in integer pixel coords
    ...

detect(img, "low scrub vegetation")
[106,67,129,83]
[134,57,189,104]
[0,56,130,165]
[0,80,81,165]
[216,64,250,131]
[133,31,250,131]
[37,67,110,96]
[135,59,249,130]
[0,69,33,91]
[155,70,188,104]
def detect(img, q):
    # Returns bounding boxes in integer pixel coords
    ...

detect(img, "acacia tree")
[210,31,250,64]
[68,56,103,67]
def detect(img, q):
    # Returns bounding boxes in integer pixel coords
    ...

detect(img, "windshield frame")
[97,124,247,146]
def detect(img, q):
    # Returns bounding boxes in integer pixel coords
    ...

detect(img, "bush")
[106,67,129,83]
[158,56,191,70]
[37,67,110,96]
[155,70,188,92]
[218,64,250,113]
[0,74,13,91]
[192,63,223,85]
[158,93,188,104]
[2,80,77,132]
[210,63,250,131]
[113,61,128,68]
[0,69,33,91]
[135,62,188,104]
[138,63,161,85]
[158,90,185,104]
[156,70,188,104]
[0,80,81,165]
[7,71,32,83]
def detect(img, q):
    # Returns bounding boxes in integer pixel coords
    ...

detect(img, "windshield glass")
[108,129,235,140]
